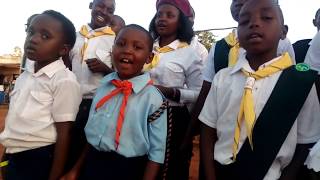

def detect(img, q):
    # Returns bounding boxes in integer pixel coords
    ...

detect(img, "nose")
[27,33,40,44]
[248,16,261,29]
[123,44,134,54]
[100,7,110,17]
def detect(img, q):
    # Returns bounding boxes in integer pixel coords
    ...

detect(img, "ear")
[59,44,71,57]
[146,52,154,64]
[89,2,93,9]
[280,25,287,40]
[313,19,317,27]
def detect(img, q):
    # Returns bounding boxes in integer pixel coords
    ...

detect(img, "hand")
[85,58,112,74]
[60,170,79,180]
[154,85,173,99]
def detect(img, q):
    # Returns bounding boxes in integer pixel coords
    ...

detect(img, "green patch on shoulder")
[295,63,310,72]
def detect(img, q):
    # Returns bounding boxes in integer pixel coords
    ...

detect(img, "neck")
[246,50,278,71]
[159,35,177,47]
[88,23,107,30]
[34,59,56,73]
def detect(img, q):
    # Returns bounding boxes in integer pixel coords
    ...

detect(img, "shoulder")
[52,68,79,86]
[138,85,166,109]
[213,66,234,86]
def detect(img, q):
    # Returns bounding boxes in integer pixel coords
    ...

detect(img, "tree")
[195,31,216,50]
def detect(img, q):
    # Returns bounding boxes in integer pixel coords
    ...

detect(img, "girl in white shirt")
[147,0,203,179]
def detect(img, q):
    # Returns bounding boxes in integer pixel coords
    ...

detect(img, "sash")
[231,66,317,180]
[214,39,230,73]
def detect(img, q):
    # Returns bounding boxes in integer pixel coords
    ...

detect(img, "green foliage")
[195,31,216,50]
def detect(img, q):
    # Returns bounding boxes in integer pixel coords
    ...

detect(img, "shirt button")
[99,135,102,138]
[106,114,111,118]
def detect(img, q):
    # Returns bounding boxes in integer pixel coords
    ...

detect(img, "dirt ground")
[0,105,200,180]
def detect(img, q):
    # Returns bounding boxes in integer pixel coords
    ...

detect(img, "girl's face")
[155,4,180,38]
[24,14,66,64]
[112,27,152,80]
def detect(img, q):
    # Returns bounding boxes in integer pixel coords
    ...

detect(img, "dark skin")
[154,4,182,101]
[200,123,217,180]
[181,0,248,157]
[201,0,304,179]
[61,27,161,180]
[313,9,320,31]
[24,14,73,180]
[85,0,115,75]
[25,15,69,72]
[49,122,72,180]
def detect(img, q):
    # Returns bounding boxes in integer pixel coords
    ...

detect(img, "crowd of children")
[0,0,319,180]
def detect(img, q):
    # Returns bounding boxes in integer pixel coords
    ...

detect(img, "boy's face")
[112,27,152,80]
[24,14,67,63]
[230,0,247,22]
[110,16,124,34]
[238,0,284,55]
[155,4,180,38]
[313,9,320,31]
[90,0,115,29]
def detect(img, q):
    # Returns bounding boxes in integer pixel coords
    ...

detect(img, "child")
[293,8,320,63]
[188,6,209,63]
[147,0,203,179]
[199,0,320,179]
[21,13,38,71]
[62,24,167,180]
[67,0,116,169]
[183,0,296,155]
[0,10,82,180]
[110,14,125,35]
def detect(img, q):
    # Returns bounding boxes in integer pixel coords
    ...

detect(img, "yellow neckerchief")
[79,25,115,61]
[224,29,240,67]
[232,52,293,161]
[143,41,188,71]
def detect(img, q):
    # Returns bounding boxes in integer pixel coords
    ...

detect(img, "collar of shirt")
[101,72,152,94]
[25,59,66,78]
[230,52,282,75]
[154,39,182,50]
[84,24,111,33]
[234,28,238,39]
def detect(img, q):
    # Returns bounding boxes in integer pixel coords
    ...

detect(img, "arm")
[280,85,320,179]
[200,123,217,180]
[316,75,320,103]
[154,85,180,102]
[181,80,212,150]
[279,143,315,180]
[48,122,72,180]
[146,96,167,179]
[60,143,90,180]
[86,58,114,75]
[143,161,161,180]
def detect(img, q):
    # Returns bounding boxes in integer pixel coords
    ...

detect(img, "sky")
[0,0,319,55]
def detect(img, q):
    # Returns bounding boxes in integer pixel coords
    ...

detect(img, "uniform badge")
[295,63,310,72]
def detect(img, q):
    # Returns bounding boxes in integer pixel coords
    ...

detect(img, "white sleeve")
[305,140,320,172]
[278,38,296,64]
[305,31,320,74]
[296,85,320,144]
[179,56,203,104]
[198,74,219,128]
[202,43,217,82]
[52,76,82,122]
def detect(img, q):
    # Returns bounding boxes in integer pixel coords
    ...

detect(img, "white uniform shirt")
[149,40,203,107]
[190,36,209,64]
[199,53,320,180]
[0,60,82,153]
[202,30,296,83]
[304,31,320,74]
[70,24,115,98]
